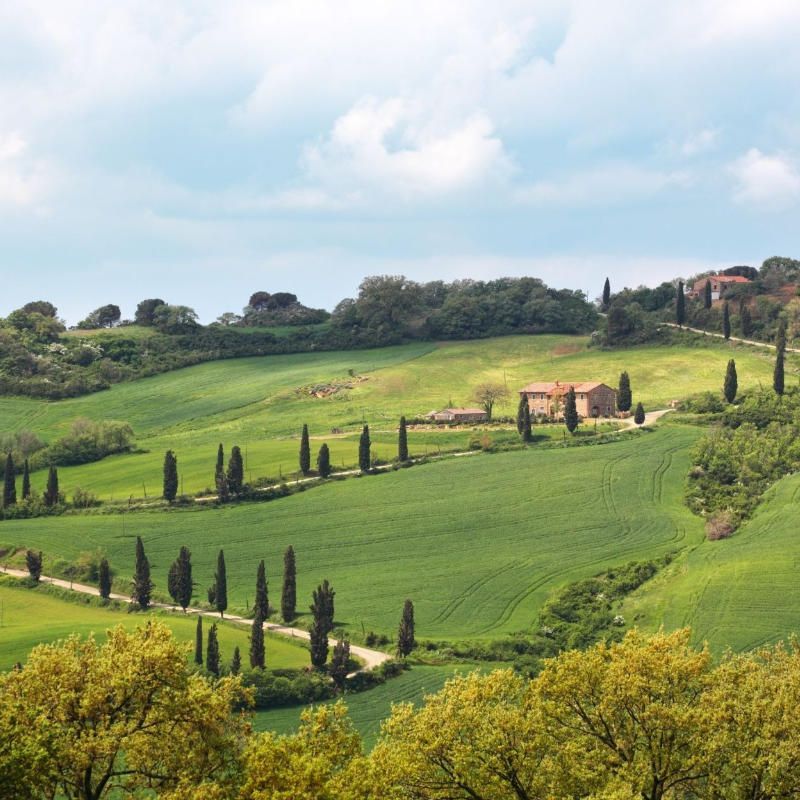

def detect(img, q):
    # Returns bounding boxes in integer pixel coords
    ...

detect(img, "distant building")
[688,274,751,301]
[427,407,488,423]
[519,381,617,418]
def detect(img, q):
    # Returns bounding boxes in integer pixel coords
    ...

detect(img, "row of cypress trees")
[2,454,59,509]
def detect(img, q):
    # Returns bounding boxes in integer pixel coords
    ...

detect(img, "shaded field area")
[0,578,309,671]
[0,425,703,639]
[0,333,784,500]
[625,471,800,653]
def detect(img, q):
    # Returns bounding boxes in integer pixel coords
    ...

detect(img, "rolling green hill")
[0,424,703,639]
[0,333,787,501]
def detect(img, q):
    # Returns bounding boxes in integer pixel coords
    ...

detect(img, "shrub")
[706,511,736,540]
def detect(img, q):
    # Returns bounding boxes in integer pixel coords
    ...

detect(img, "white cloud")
[730,148,800,210]
[681,129,719,156]
[0,131,53,210]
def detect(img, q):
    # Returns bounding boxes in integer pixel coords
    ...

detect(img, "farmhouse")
[688,274,751,301]
[427,407,488,423]
[519,381,617,418]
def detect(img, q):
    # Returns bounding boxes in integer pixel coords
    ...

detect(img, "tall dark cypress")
[317,444,331,478]
[227,446,244,494]
[311,580,335,635]
[617,372,632,413]
[25,550,42,582]
[516,395,527,435]
[397,599,416,658]
[194,615,203,666]
[398,416,409,462]
[206,623,220,676]
[43,466,59,507]
[723,302,731,340]
[3,453,16,508]
[98,557,112,600]
[330,639,350,689]
[281,545,297,622]
[358,424,371,472]
[163,450,178,502]
[309,618,328,668]
[774,320,787,396]
[522,401,532,443]
[131,536,153,610]
[216,443,224,476]
[703,279,712,310]
[216,469,230,503]
[602,277,611,308]
[564,388,579,433]
[724,359,738,404]
[299,424,311,475]
[249,611,265,669]
[21,459,30,501]
[255,559,269,621]
[176,546,193,611]
[634,402,646,425]
[676,281,686,327]
[230,646,241,675]
[215,549,228,618]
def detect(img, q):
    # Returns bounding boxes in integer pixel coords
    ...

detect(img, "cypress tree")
[21,459,30,501]
[676,281,686,327]
[230,646,241,675]
[98,557,112,600]
[249,611,265,669]
[740,302,753,337]
[206,623,220,676]
[398,416,409,462]
[255,559,268,621]
[311,580,335,635]
[522,401,532,443]
[330,638,350,690]
[176,546,193,611]
[774,320,787,396]
[227,446,244,494]
[163,450,178,502]
[309,618,328,668]
[723,302,731,340]
[216,443,224,476]
[617,371,632,413]
[215,469,230,503]
[43,466,59,507]
[564,388,579,433]
[634,402,646,425]
[397,599,416,658]
[215,549,227,618]
[358,424,371,472]
[317,443,331,478]
[602,277,611,308]
[724,359,738,404]
[3,453,16,507]
[194,615,203,666]
[703,279,712,310]
[281,545,296,622]
[299,424,311,475]
[516,395,527,435]
[25,550,42,582]
[131,536,153,610]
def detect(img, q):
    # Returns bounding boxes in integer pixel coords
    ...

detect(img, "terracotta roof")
[444,407,486,414]
[714,275,750,283]
[519,381,611,394]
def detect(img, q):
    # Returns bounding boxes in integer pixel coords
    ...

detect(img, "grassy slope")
[0,424,703,639]
[252,664,485,748]
[0,334,786,500]
[624,471,800,654]
[0,578,309,670]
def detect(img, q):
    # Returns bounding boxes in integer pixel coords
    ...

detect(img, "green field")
[625,471,800,653]
[0,423,704,639]
[253,664,479,748]
[0,578,309,671]
[0,334,787,501]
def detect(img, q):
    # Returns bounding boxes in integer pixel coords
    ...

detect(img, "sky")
[1,1,800,324]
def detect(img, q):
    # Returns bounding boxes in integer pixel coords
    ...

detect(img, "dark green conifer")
[723,302,731,340]
[703,279,712,310]
[397,599,416,658]
[249,611,265,669]
[317,443,331,478]
[281,545,296,622]
[21,459,30,501]
[216,443,224,475]
[522,401,532,443]
[724,359,738,404]
[163,450,178,502]
[98,557,112,600]
[634,402,646,425]
[3,453,15,508]
[176,546,193,611]
[309,618,328,669]
[299,424,311,475]
[617,371,632,413]
[255,559,268,621]
[227,446,244,494]
[194,616,203,666]
[330,639,350,689]
[676,281,686,327]
[358,424,371,472]
[516,395,527,435]
[230,646,241,675]
[398,416,409,462]
[311,579,335,635]
[206,623,220,676]
[43,466,59,507]
[215,549,227,618]
[131,536,153,610]
[564,388,579,433]
[25,550,42,582]
[216,469,230,503]
[602,277,611,308]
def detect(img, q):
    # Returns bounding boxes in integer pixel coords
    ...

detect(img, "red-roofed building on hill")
[688,274,751,301]
[519,381,617,419]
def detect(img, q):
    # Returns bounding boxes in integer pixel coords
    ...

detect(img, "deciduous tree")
[281,546,296,622]
[299,424,311,475]
[163,450,178,502]
[473,383,508,421]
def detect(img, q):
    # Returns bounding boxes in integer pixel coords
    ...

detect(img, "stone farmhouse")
[427,407,488,423]
[519,381,617,419]
[687,273,751,301]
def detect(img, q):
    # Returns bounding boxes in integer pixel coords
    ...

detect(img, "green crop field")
[0,578,309,671]
[0,333,787,501]
[624,471,800,654]
[252,664,485,748]
[0,424,704,639]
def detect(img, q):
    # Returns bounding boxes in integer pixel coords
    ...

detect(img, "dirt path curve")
[0,566,391,671]
[662,322,800,353]
[617,408,673,428]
